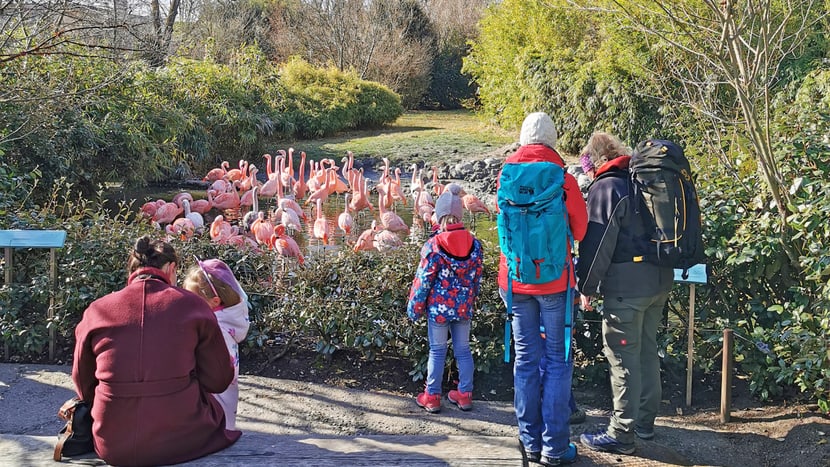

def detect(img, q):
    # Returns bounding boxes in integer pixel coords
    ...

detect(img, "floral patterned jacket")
[407,224,484,323]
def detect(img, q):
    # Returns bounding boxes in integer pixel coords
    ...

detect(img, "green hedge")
[0,49,402,198]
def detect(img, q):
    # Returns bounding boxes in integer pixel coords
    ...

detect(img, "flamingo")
[349,173,374,213]
[312,198,331,245]
[224,160,248,183]
[152,201,183,226]
[293,151,308,200]
[172,192,193,209]
[389,167,407,206]
[204,164,226,182]
[165,217,196,241]
[241,186,261,232]
[354,220,378,252]
[189,197,213,215]
[305,167,335,206]
[209,180,241,211]
[239,166,260,207]
[374,229,403,252]
[276,174,306,220]
[181,199,205,234]
[431,166,444,196]
[378,191,409,235]
[238,164,259,193]
[210,215,235,243]
[270,225,304,265]
[337,193,354,236]
[463,193,491,216]
[275,199,303,232]
[140,199,165,220]
[250,211,276,246]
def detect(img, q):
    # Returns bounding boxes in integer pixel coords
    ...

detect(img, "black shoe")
[518,439,541,466]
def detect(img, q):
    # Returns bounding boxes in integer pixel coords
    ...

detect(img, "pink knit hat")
[579,153,595,173]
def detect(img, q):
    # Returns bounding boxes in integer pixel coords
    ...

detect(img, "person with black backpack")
[575,133,676,455]
[497,112,588,466]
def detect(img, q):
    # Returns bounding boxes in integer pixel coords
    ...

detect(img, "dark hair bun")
[134,236,153,256]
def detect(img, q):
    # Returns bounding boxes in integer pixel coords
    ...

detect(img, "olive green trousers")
[601,291,671,444]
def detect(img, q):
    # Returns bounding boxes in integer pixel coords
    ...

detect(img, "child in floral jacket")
[408,183,484,413]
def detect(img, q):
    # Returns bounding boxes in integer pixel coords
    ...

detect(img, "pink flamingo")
[203,164,226,182]
[463,193,491,216]
[224,160,248,183]
[374,229,403,252]
[152,201,183,226]
[378,191,409,235]
[140,199,165,220]
[276,174,306,220]
[293,151,308,200]
[349,172,374,213]
[239,166,259,207]
[305,167,335,206]
[389,167,407,206]
[250,211,276,246]
[172,192,193,209]
[210,215,235,243]
[354,220,378,252]
[209,181,241,211]
[189,197,212,215]
[312,198,331,245]
[165,217,196,241]
[270,225,304,265]
[431,166,445,196]
[337,193,354,236]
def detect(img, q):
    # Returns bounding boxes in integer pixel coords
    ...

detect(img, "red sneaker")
[447,389,473,411]
[416,391,441,413]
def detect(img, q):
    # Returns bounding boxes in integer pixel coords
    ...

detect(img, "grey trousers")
[601,291,670,443]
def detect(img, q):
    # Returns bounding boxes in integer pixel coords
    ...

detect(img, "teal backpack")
[497,161,573,363]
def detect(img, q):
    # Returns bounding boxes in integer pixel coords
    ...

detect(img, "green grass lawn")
[274,110,515,165]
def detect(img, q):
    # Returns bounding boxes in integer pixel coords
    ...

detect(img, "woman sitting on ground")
[72,235,241,466]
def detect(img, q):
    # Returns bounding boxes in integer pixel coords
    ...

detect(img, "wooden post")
[3,247,10,360]
[721,329,734,423]
[685,283,696,406]
[49,247,57,361]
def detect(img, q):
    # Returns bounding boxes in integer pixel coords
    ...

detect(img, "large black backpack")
[630,139,706,274]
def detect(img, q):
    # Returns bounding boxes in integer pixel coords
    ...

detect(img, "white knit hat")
[434,183,464,222]
[519,112,558,148]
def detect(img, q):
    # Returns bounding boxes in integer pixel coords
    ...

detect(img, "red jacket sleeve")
[564,173,587,241]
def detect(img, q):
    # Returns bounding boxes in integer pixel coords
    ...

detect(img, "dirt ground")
[242,341,830,467]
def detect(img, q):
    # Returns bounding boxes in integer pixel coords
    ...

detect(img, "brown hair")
[127,236,179,275]
[581,132,630,168]
[439,215,460,231]
[183,265,241,307]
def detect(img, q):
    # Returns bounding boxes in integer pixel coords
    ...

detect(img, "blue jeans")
[426,319,474,395]
[503,289,573,458]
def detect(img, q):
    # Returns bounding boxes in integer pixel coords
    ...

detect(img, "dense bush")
[462,0,665,153]
[280,57,403,138]
[0,49,402,200]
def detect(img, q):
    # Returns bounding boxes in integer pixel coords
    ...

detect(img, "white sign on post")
[675,263,707,407]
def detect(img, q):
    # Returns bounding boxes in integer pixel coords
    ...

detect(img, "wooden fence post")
[720,328,733,423]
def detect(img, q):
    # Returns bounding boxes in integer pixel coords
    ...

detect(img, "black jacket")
[576,156,673,298]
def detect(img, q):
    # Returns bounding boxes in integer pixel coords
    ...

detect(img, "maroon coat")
[72,266,241,466]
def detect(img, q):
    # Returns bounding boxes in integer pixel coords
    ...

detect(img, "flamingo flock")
[138,150,493,264]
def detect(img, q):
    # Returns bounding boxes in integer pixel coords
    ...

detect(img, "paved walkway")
[0,364,698,466]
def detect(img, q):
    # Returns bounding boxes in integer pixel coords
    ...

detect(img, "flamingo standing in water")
[293,151,308,200]
[378,191,409,235]
[312,198,331,245]
[250,211,276,247]
[275,198,302,232]
[389,167,407,206]
[337,193,354,236]
[431,166,445,196]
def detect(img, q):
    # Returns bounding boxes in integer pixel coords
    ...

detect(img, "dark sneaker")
[415,392,441,413]
[568,407,586,424]
[580,429,635,455]
[634,427,655,440]
[517,440,541,466]
[447,389,473,411]
[540,442,578,466]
